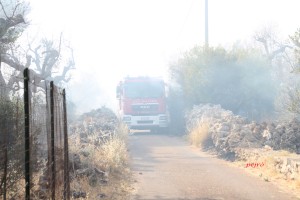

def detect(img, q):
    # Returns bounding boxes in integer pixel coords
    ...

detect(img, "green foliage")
[169,46,278,121]
[0,97,24,143]
[290,29,300,73]
[0,97,25,198]
[276,78,300,118]
[275,28,300,117]
[286,86,300,114]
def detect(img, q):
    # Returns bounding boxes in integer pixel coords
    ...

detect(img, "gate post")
[23,68,30,200]
[50,81,56,199]
[62,89,70,199]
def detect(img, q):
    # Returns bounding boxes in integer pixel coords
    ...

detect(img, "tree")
[169,45,278,121]
[1,1,74,96]
[28,34,75,87]
[1,2,75,197]
[254,25,292,62]
[0,0,28,50]
[0,0,29,96]
[289,28,300,73]
[275,29,300,118]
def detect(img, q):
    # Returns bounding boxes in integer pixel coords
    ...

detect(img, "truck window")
[124,81,164,99]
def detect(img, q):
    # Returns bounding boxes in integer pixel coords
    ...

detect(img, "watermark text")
[245,161,266,168]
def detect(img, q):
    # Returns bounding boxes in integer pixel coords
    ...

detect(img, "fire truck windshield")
[124,81,164,99]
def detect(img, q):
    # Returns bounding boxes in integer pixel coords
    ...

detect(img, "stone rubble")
[70,106,118,141]
[186,104,300,156]
[69,106,119,198]
[185,104,300,179]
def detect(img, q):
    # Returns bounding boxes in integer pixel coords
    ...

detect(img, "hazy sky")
[27,0,300,113]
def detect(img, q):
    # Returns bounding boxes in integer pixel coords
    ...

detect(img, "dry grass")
[101,124,129,172]
[188,121,210,148]
[233,149,300,198]
[69,123,133,199]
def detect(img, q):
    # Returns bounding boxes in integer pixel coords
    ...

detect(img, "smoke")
[168,46,279,122]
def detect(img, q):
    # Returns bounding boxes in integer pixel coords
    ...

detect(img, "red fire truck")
[116,76,169,132]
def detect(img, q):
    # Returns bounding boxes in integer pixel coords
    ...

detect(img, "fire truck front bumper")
[122,114,169,129]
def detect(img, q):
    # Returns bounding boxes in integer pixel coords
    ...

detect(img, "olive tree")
[169,45,278,121]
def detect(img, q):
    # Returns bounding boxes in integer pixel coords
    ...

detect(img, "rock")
[217,124,230,132]
[72,191,87,198]
[70,106,118,141]
[264,177,269,182]
[95,168,106,176]
[97,193,107,199]
[217,131,228,138]
[70,153,81,170]
[80,138,89,144]
[290,173,296,180]
[280,164,289,174]
[185,104,300,158]
[262,129,271,140]
[100,179,108,184]
[264,145,272,150]
[80,131,88,138]
[89,174,98,187]
[81,150,90,157]
[76,168,94,176]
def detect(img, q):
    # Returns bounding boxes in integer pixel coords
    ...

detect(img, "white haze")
[27,0,300,114]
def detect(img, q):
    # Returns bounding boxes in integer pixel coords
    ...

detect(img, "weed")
[188,121,210,148]
[101,126,129,173]
[69,122,132,199]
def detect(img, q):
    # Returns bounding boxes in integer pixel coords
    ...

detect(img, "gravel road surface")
[129,133,299,200]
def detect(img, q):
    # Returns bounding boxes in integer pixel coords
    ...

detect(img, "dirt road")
[129,133,299,200]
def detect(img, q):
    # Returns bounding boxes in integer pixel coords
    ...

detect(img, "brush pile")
[68,107,131,199]
[70,106,118,143]
[185,104,300,158]
[186,104,300,183]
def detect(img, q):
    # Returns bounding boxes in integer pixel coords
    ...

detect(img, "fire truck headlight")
[123,116,131,121]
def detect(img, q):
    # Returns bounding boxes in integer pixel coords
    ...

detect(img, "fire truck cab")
[116,76,169,131]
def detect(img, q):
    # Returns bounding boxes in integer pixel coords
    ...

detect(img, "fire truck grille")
[132,104,159,114]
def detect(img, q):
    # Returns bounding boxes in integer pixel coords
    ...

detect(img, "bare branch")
[12,3,21,18]
[0,1,9,19]
[58,32,62,58]
[0,66,6,86]
[1,53,24,71]
[283,50,296,72]
[25,54,31,68]
[6,71,22,93]
[269,45,292,60]
[29,44,42,72]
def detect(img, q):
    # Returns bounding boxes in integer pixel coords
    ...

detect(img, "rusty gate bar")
[63,89,70,200]
[50,81,56,199]
[23,68,30,200]
[3,104,8,200]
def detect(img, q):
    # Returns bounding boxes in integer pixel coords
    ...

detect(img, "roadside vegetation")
[69,107,133,199]
[168,27,300,124]
[187,121,210,148]
[185,104,300,197]
[233,149,300,197]
[168,27,300,198]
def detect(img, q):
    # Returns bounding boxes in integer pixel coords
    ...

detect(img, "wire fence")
[0,68,70,200]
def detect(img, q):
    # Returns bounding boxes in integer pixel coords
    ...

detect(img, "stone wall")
[185,104,300,158]
[185,104,300,181]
